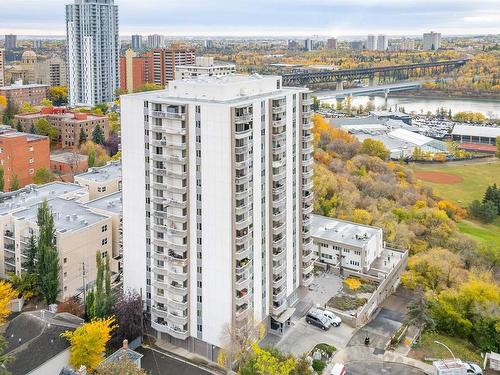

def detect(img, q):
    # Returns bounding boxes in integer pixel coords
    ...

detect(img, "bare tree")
[64,150,84,181]
[217,314,266,373]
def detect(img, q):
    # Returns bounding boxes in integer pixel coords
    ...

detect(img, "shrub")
[344,277,362,291]
[312,359,326,373]
[328,295,367,311]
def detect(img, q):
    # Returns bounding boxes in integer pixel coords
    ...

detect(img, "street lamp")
[434,340,456,359]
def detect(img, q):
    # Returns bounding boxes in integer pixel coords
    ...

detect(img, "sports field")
[412,159,500,205]
[412,159,500,246]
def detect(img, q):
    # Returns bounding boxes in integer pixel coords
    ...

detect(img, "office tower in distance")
[326,37,337,50]
[5,35,17,50]
[151,46,196,86]
[33,39,42,49]
[204,40,213,49]
[66,0,120,107]
[132,34,143,50]
[350,40,364,50]
[0,49,4,87]
[376,35,388,51]
[121,74,314,360]
[366,35,376,51]
[423,31,442,51]
[304,38,313,51]
[147,34,165,49]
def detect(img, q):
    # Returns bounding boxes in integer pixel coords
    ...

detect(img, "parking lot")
[262,271,356,356]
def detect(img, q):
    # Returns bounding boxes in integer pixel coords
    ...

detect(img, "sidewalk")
[332,345,435,374]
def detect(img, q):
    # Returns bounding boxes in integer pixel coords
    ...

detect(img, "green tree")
[92,125,105,145]
[91,253,112,319]
[29,123,37,134]
[88,149,96,168]
[36,200,60,305]
[34,118,58,143]
[0,166,4,192]
[33,168,54,185]
[496,136,500,158]
[79,128,87,146]
[360,138,390,160]
[19,102,36,114]
[22,233,38,274]
[15,122,23,132]
[405,287,434,338]
[2,101,17,126]
[9,175,19,191]
[0,335,14,373]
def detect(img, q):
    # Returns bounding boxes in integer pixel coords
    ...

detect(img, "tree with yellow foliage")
[0,96,7,108]
[344,277,362,291]
[61,317,117,372]
[0,281,17,324]
[251,344,297,375]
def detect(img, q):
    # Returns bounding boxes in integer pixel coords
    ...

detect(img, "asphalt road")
[136,346,215,375]
[346,361,426,375]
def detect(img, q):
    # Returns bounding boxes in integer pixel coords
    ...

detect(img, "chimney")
[123,339,128,350]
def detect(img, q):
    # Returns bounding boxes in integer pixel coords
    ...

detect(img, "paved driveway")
[346,361,426,375]
[136,346,215,375]
[275,317,355,356]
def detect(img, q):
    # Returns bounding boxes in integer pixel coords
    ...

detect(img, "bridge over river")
[315,80,427,100]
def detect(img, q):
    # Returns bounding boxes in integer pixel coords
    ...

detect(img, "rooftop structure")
[175,56,236,80]
[74,161,122,200]
[86,191,122,215]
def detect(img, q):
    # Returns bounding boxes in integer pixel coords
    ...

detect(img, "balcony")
[235,258,251,273]
[302,120,313,130]
[273,287,287,301]
[236,273,251,289]
[302,272,314,287]
[303,181,313,191]
[167,310,189,325]
[273,261,286,275]
[235,230,252,246]
[235,289,250,305]
[235,245,251,261]
[150,125,186,136]
[167,282,188,295]
[167,250,188,265]
[273,169,286,181]
[303,250,314,263]
[302,157,314,167]
[235,127,252,139]
[235,304,251,321]
[272,118,286,127]
[151,320,188,340]
[303,134,314,143]
[235,113,253,124]
[303,98,313,106]
[3,230,14,239]
[166,296,188,310]
[304,205,314,215]
[272,105,286,114]
[303,169,313,179]
[151,110,185,121]
[272,143,286,153]
[272,300,287,316]
[303,262,314,274]
[273,247,286,262]
[167,267,188,281]
[302,145,313,155]
[235,144,250,154]
[272,132,286,143]
[273,274,286,288]
[272,195,286,209]
[151,305,169,319]
[235,201,251,216]
[272,221,286,235]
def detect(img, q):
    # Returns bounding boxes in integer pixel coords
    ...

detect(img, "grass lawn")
[411,160,500,206]
[409,331,482,364]
[457,217,500,245]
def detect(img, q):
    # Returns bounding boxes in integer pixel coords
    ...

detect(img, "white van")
[331,363,345,375]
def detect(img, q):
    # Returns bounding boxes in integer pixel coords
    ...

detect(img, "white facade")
[376,35,388,51]
[366,35,376,51]
[147,34,165,49]
[66,0,120,107]
[121,75,314,357]
[423,31,441,51]
[175,57,236,80]
[310,215,383,272]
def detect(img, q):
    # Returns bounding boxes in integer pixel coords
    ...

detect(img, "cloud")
[0,0,499,36]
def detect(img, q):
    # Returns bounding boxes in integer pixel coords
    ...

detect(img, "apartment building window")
[63,257,67,264]
[29,158,34,164]
[97,186,107,193]
[101,225,108,232]
[101,238,108,245]
[29,146,33,152]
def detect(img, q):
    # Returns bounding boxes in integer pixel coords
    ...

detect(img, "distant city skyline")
[0,0,499,37]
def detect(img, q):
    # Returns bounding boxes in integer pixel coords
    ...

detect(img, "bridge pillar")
[384,89,390,105]
[368,76,375,86]
[336,81,344,91]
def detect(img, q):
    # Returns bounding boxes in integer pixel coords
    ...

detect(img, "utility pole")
[82,261,87,307]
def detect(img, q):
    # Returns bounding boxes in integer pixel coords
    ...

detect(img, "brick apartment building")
[0,49,5,87]
[0,126,50,191]
[152,46,196,86]
[119,49,153,93]
[15,107,110,149]
[0,81,49,108]
[119,46,196,92]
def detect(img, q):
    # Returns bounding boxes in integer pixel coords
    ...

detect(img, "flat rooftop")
[50,152,88,163]
[126,74,308,104]
[0,182,86,215]
[13,197,109,233]
[310,214,381,248]
[86,191,122,214]
[452,124,500,138]
[75,161,122,183]
[0,83,49,90]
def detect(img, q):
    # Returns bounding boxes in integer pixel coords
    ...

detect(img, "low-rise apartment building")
[0,126,50,191]
[50,152,89,181]
[15,107,110,149]
[0,81,49,107]
[0,182,122,301]
[86,191,122,279]
[74,161,122,200]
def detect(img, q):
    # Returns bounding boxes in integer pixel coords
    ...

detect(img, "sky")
[0,0,499,37]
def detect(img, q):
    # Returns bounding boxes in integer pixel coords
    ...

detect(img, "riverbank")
[389,89,500,101]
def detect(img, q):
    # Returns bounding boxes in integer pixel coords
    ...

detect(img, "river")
[316,91,500,118]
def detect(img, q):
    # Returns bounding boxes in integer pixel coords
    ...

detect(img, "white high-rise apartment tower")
[423,31,441,51]
[366,35,376,51]
[66,0,119,107]
[121,75,314,359]
[376,35,388,51]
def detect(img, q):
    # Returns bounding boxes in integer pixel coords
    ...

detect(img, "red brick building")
[0,81,49,108]
[119,50,153,93]
[15,107,110,149]
[152,46,196,86]
[0,126,50,191]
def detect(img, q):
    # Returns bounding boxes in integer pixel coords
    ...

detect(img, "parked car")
[305,310,331,331]
[319,309,342,327]
[464,362,482,375]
